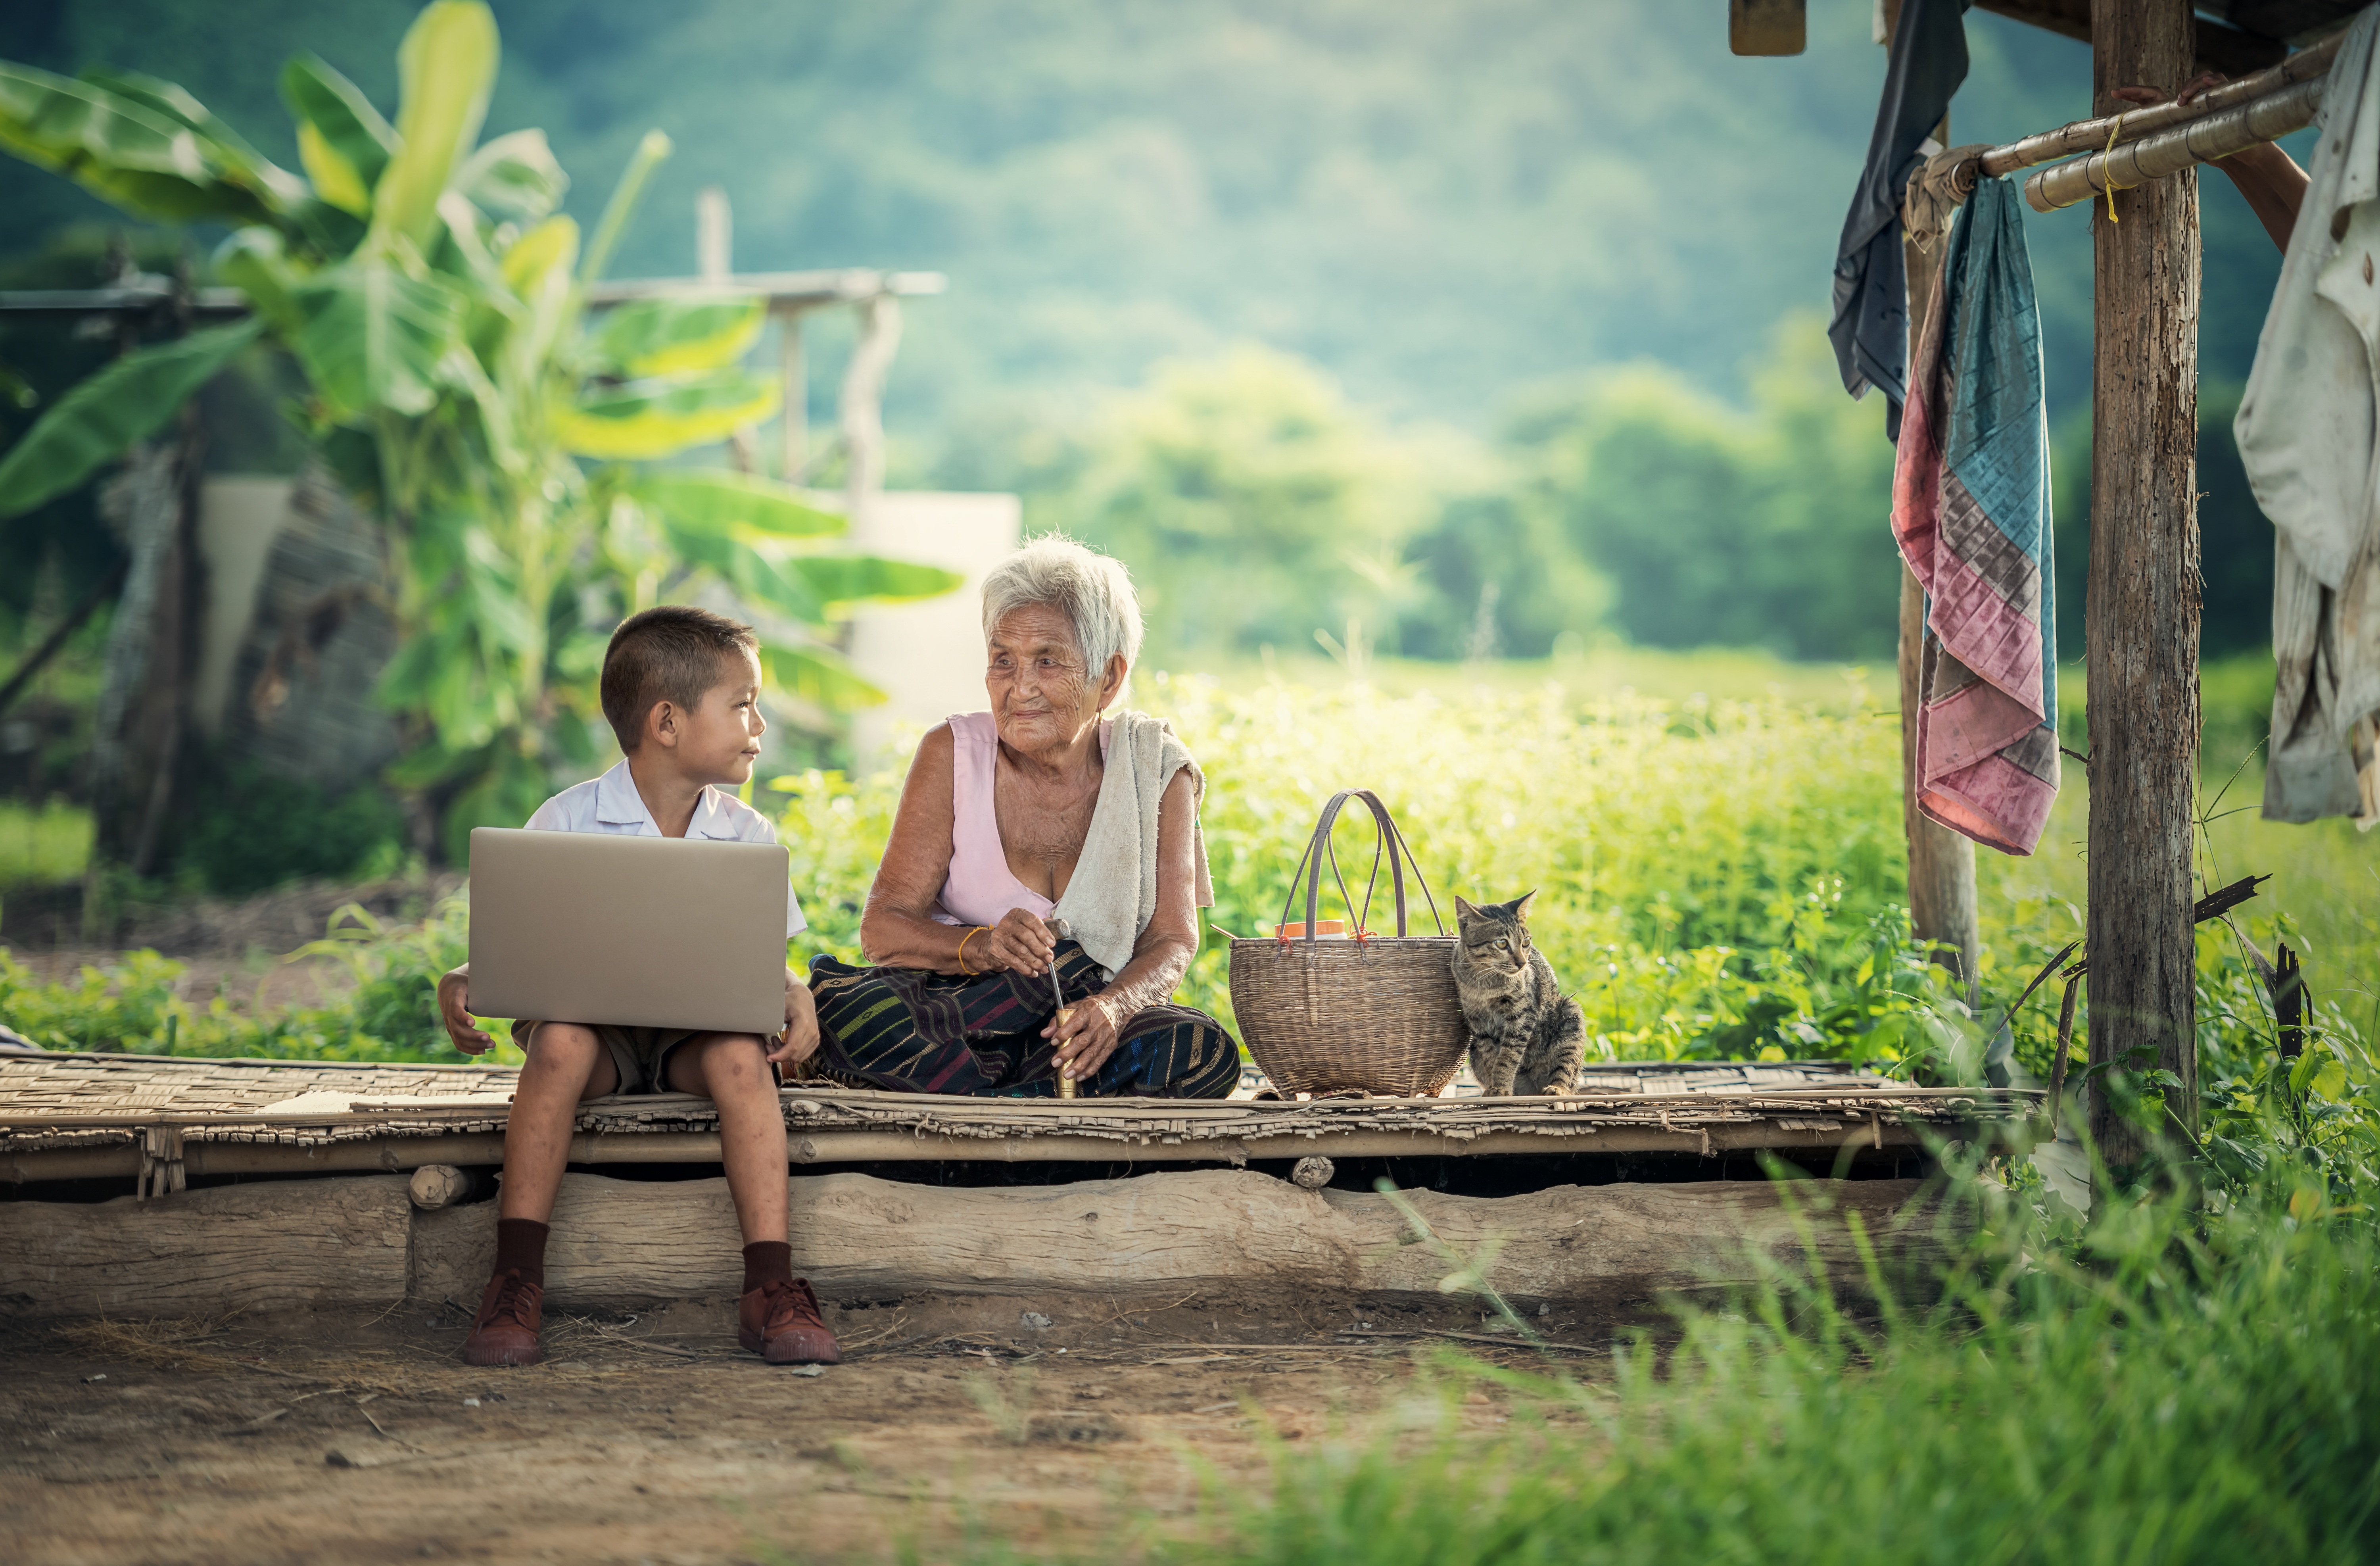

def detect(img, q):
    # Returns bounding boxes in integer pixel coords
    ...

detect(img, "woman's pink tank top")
[934,711,1108,928]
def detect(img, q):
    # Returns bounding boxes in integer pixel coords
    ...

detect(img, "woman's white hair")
[981,534,1145,703]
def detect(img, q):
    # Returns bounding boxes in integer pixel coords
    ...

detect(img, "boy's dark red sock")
[743,1241,793,1294]
[494,1218,550,1287]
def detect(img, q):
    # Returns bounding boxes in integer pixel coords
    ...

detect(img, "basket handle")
[1278,789,1446,943]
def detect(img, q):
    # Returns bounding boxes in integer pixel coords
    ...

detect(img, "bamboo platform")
[0,1051,2043,1189]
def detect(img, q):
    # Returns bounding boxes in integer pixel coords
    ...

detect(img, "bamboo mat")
[0,1051,2036,1164]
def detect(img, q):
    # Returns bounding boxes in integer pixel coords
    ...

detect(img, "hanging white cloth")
[2236,6,2380,828]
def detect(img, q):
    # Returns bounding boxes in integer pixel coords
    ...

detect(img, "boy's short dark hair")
[600,605,760,751]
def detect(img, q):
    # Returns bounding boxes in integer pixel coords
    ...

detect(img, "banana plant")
[0,1,958,859]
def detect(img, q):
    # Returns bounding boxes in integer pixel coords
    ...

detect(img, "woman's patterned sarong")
[806,941,1240,1099]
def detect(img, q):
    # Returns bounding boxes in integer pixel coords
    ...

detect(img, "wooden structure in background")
[0,238,943,927]
[1746,0,2360,1169]
[1733,0,1811,55]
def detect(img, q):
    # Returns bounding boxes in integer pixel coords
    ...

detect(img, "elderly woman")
[806,538,1240,1098]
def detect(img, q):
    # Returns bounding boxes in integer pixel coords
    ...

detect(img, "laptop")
[467,828,791,1036]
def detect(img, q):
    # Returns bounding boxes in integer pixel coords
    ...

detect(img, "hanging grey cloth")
[1829,0,1971,440]
[2237,6,2380,828]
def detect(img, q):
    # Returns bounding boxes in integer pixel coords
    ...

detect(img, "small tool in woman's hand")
[1048,917,1077,1097]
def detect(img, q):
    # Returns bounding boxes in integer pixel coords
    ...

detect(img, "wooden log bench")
[0,1053,2034,1318]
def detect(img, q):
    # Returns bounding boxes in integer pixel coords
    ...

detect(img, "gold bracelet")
[957,925,986,976]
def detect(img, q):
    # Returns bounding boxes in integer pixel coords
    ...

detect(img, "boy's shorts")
[514,1021,712,1096]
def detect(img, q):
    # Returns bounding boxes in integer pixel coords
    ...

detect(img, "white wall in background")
[843,491,1021,769]
[194,477,295,736]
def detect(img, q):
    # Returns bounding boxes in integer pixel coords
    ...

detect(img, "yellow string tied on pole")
[2102,110,2131,223]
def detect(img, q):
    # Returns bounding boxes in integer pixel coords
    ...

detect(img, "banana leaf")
[0,61,279,227]
[279,54,395,219]
[80,67,307,210]
[589,294,765,379]
[0,319,262,520]
[659,524,820,620]
[372,0,497,250]
[555,370,779,460]
[759,642,889,711]
[211,229,303,333]
[457,128,566,222]
[630,469,845,540]
[289,257,466,420]
[781,553,965,610]
[499,214,578,299]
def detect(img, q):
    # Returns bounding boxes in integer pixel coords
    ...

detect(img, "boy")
[436,605,838,1366]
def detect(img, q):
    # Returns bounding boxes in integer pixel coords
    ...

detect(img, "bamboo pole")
[2027,72,2323,211]
[1978,23,2342,178]
[1895,67,1982,986]
[2086,0,2202,1173]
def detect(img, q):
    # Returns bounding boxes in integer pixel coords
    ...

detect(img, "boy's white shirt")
[524,759,807,937]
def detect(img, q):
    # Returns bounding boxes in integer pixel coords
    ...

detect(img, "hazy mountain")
[0,0,2297,444]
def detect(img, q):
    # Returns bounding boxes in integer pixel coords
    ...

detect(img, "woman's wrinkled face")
[986,603,1119,754]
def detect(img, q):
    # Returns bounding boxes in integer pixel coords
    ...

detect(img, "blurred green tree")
[0,0,958,859]
[1509,317,1902,663]
[1048,345,1445,661]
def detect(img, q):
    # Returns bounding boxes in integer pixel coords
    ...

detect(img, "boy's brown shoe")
[463,1268,544,1366]
[739,1278,840,1364]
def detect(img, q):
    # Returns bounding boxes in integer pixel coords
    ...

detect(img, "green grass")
[2,648,2368,1095]
[0,798,91,889]
[5,650,2375,1565]
[1099,1165,2380,1566]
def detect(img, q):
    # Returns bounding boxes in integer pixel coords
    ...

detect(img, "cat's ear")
[1453,895,1478,921]
[1512,890,1538,918]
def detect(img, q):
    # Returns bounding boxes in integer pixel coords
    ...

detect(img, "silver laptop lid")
[467,828,790,1037]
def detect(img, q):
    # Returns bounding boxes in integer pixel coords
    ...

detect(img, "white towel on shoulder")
[1054,709,1214,977]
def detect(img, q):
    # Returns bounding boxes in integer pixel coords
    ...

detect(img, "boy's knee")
[691,1033,773,1093]
[529,1022,602,1059]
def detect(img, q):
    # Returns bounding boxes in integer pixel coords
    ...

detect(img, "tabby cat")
[1451,892,1585,1096]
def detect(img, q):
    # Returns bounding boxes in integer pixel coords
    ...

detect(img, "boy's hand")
[437,966,496,1055]
[770,967,820,1066]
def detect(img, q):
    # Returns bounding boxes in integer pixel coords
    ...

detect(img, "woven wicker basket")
[1228,790,1466,1098]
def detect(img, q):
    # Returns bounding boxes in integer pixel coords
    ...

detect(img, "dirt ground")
[1,1289,1607,1565]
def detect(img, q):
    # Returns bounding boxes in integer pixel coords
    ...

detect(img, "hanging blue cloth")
[1829,0,1971,440]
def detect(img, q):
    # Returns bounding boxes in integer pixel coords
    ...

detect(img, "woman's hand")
[972,907,1058,976]
[1047,992,1122,1083]
[772,968,821,1066]
[437,966,495,1055]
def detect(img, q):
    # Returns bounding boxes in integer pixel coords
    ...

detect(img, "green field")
[2,648,2370,1080]
[4,652,2376,1564]
[0,798,92,891]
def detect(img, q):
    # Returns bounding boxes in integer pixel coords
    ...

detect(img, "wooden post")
[697,186,762,475]
[840,292,902,531]
[1730,0,1806,56]
[2087,0,2202,1169]
[779,308,807,480]
[1900,215,1981,990]
[1899,568,1981,982]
